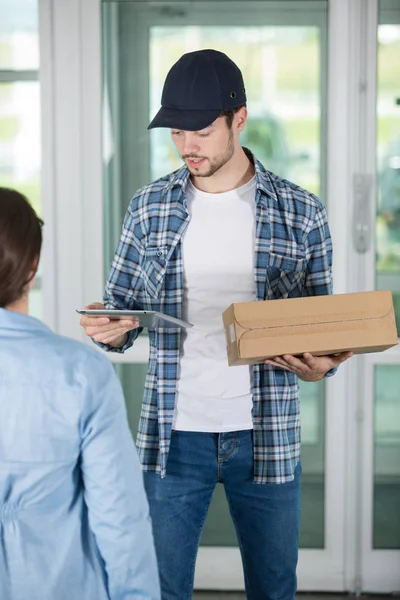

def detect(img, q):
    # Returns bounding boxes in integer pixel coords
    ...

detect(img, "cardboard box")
[223,290,398,366]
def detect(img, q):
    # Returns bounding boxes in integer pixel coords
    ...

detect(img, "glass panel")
[298,379,325,548]
[373,366,400,549]
[0,81,42,317]
[103,2,326,550]
[116,364,148,435]
[0,0,39,70]
[376,21,400,331]
[149,26,322,198]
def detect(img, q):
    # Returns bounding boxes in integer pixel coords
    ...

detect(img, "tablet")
[76,309,193,329]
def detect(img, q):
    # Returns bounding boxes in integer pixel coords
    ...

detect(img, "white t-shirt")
[172,176,257,432]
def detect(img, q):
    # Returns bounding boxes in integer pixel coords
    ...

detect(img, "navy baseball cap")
[147,49,247,131]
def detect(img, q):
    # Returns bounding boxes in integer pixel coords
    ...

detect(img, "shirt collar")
[165,147,278,205]
[0,308,52,335]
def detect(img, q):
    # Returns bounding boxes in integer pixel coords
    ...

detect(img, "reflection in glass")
[0,0,39,70]
[376,24,400,332]
[373,366,400,549]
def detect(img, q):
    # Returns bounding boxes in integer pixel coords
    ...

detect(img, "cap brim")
[147,107,221,131]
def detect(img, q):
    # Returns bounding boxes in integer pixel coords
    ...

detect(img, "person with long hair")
[0,187,160,600]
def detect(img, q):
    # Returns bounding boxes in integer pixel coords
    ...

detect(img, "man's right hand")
[80,302,140,348]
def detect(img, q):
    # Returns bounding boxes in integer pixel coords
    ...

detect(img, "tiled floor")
[192,594,392,600]
[193,595,245,599]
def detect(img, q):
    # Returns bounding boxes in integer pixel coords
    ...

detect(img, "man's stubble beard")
[187,128,235,178]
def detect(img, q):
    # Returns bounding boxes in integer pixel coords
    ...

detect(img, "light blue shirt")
[0,308,160,600]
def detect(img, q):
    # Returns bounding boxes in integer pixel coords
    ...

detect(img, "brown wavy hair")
[220,105,246,129]
[0,188,43,308]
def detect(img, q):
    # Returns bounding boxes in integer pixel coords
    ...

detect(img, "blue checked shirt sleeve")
[303,203,337,377]
[97,200,146,354]
[303,203,333,297]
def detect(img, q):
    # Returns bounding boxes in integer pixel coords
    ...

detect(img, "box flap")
[232,290,395,333]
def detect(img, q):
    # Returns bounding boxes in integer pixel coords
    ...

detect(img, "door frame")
[355,1,400,592]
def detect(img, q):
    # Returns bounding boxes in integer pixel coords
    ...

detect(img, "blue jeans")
[143,430,301,600]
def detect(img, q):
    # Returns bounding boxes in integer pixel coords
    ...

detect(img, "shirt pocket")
[265,253,306,300]
[142,245,168,299]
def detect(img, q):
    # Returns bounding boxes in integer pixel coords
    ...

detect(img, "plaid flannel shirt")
[102,149,334,483]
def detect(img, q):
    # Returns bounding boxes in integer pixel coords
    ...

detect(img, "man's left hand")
[264,352,353,382]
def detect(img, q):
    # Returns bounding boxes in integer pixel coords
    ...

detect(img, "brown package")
[223,290,398,366]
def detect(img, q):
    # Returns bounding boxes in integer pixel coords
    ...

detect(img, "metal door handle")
[352,173,372,253]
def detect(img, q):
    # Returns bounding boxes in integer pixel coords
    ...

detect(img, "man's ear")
[234,106,248,135]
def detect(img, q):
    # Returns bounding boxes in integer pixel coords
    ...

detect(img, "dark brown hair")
[0,187,43,308]
[220,105,246,129]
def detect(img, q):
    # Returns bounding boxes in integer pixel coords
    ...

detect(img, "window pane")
[0,0,39,70]
[0,83,41,210]
[376,23,400,332]
[117,364,148,435]
[299,379,325,548]
[373,366,400,549]
[0,81,42,318]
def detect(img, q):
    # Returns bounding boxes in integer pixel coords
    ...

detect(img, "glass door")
[101,0,344,590]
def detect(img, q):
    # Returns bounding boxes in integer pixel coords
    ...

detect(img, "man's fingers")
[265,359,283,368]
[331,351,354,365]
[80,316,109,329]
[87,321,138,338]
[265,359,294,372]
[85,302,105,310]
[82,302,108,325]
[301,353,318,368]
[120,318,140,329]
[265,357,304,373]
[86,325,110,337]
[281,355,308,370]
[80,301,110,328]
[265,351,354,377]
[83,317,139,336]
[82,316,110,327]
[92,326,132,344]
